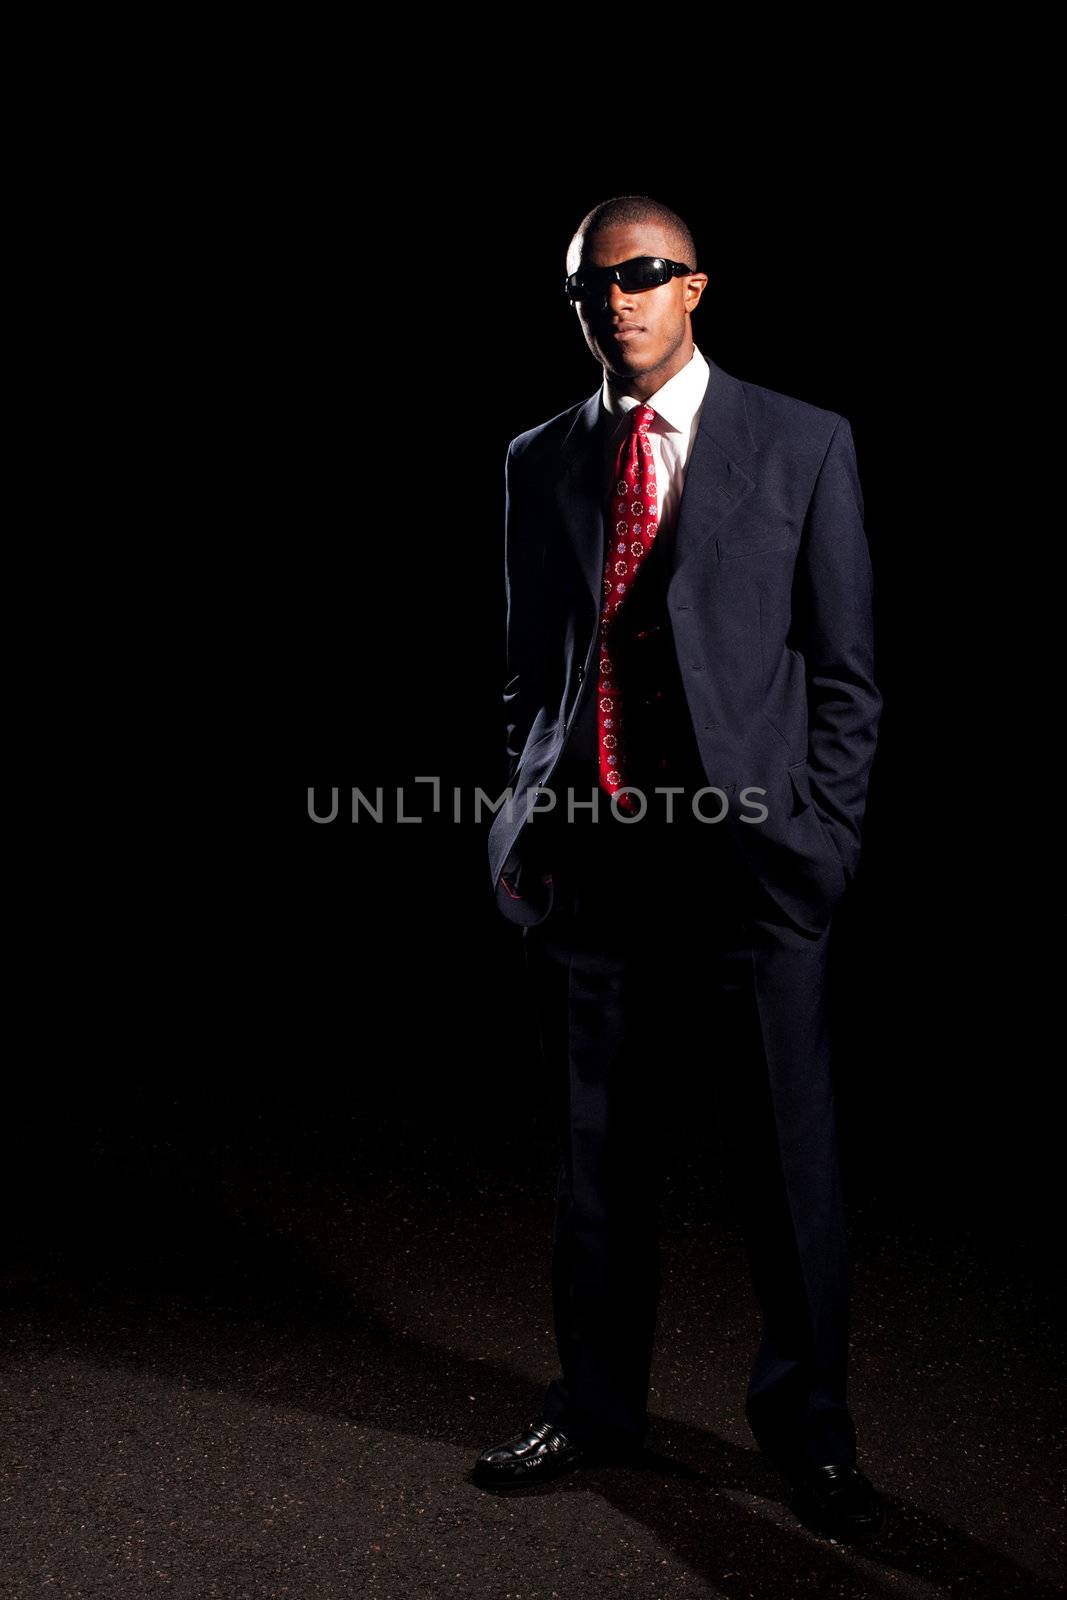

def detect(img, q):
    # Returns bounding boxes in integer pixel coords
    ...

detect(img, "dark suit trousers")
[521,802,858,1469]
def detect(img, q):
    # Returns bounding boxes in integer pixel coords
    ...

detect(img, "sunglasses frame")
[563,255,694,304]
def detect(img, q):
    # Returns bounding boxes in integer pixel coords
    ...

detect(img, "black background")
[9,140,1049,1293]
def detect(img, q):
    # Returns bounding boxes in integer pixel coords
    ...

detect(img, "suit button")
[577,665,584,683]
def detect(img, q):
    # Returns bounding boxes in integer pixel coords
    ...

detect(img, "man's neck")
[604,339,695,405]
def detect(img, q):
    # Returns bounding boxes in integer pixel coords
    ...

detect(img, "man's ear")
[685,273,709,312]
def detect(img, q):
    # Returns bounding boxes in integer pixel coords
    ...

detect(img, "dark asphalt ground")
[1,1113,1063,1600]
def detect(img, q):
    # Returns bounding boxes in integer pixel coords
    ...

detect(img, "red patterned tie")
[597,404,660,815]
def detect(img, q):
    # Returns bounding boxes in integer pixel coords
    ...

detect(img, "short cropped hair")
[568,195,698,272]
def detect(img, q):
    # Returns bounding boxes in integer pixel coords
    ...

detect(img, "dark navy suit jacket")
[488,354,882,935]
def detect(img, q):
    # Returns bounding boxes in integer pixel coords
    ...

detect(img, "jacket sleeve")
[502,439,549,788]
[794,415,882,878]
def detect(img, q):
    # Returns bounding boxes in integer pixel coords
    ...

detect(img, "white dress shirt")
[599,342,711,537]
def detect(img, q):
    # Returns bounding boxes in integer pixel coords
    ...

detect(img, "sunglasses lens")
[567,258,673,301]
[567,273,603,302]
[620,258,669,291]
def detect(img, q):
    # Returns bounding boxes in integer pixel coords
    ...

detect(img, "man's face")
[567,222,708,387]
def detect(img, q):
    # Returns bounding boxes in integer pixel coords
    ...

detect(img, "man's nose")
[592,279,636,318]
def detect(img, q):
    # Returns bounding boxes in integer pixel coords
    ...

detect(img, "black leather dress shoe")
[788,1462,887,1542]
[472,1420,584,1489]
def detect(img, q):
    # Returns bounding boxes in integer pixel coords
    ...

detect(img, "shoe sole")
[471,1452,584,1490]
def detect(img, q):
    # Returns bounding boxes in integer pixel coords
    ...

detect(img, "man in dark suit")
[474,195,885,1542]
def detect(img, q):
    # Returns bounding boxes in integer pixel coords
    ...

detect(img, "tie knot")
[629,405,657,436]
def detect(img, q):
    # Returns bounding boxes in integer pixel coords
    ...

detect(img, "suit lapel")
[670,357,758,575]
[554,355,759,608]
[555,390,606,609]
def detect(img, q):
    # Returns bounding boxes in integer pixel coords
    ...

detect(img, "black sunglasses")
[563,255,693,304]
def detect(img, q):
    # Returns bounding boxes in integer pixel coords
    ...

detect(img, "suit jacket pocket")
[717,532,794,562]
[788,761,848,886]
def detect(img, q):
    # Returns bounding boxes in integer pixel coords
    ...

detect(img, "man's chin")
[602,350,648,381]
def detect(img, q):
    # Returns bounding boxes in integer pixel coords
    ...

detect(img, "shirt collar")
[600,342,710,436]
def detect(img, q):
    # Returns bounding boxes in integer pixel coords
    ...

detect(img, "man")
[475,195,885,1543]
